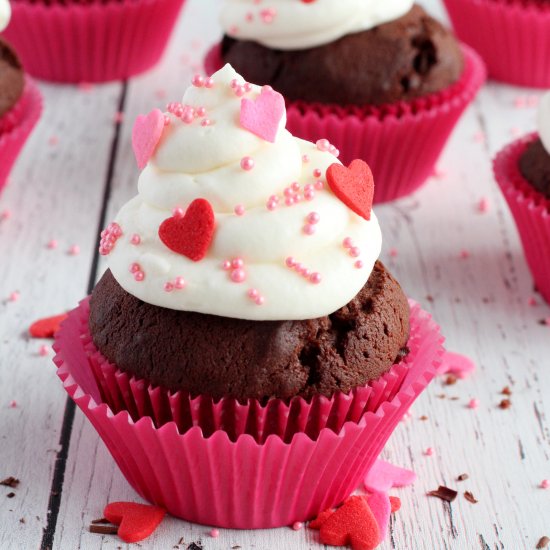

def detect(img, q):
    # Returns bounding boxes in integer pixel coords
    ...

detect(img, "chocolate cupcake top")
[519,92,550,199]
[100,65,383,321]
[220,0,414,50]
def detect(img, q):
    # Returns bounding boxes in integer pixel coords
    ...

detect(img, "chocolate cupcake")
[494,92,550,304]
[206,1,485,203]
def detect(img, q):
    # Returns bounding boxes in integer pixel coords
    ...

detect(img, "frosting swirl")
[0,0,10,31]
[220,0,414,51]
[104,65,382,321]
[539,91,550,155]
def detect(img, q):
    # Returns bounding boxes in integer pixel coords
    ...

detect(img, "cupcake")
[444,0,550,88]
[54,65,444,528]
[206,1,486,203]
[2,0,188,83]
[0,0,42,192]
[494,92,550,304]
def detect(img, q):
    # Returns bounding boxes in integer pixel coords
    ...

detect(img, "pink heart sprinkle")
[437,351,476,379]
[240,86,285,143]
[364,460,416,494]
[366,492,391,540]
[132,109,165,170]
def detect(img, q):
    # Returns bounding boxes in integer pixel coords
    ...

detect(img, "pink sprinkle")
[39,345,50,357]
[231,258,244,269]
[291,181,300,192]
[433,166,446,179]
[354,260,364,269]
[424,447,434,457]
[307,212,320,224]
[48,135,59,146]
[473,131,485,143]
[192,74,204,87]
[304,190,315,201]
[527,95,539,108]
[210,528,220,538]
[285,257,296,268]
[173,207,185,219]
[310,272,322,284]
[164,282,174,292]
[78,82,94,92]
[201,119,213,127]
[164,115,171,126]
[329,145,339,157]
[155,89,167,99]
[8,291,19,302]
[541,479,550,489]
[134,271,145,282]
[313,169,322,178]
[205,77,215,88]
[9,400,17,408]
[477,197,490,213]
[528,297,538,307]
[255,296,265,306]
[389,248,398,258]
[302,154,310,163]
[0,209,11,221]
[260,7,276,23]
[514,96,526,108]
[68,245,80,256]
[314,180,324,190]
[47,239,58,250]
[196,107,207,118]
[510,127,521,137]
[175,277,186,289]
[245,11,254,21]
[230,269,246,283]
[113,112,124,124]
[130,234,141,245]
[130,263,140,274]
[266,200,277,211]
[303,224,316,236]
[316,139,330,152]
[459,249,471,259]
[301,268,311,278]
[248,288,259,299]
[234,204,245,216]
[292,522,303,531]
[285,197,295,207]
[222,260,232,270]
[468,398,480,409]
[241,156,255,171]
[343,237,353,249]
[350,247,360,258]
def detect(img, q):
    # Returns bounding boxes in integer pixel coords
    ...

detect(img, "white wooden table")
[1,0,549,548]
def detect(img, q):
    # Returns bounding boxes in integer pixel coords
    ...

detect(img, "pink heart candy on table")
[437,351,476,379]
[240,85,285,143]
[364,459,416,494]
[366,492,391,540]
[132,109,165,170]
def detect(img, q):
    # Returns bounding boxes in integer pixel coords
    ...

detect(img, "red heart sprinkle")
[132,109,165,170]
[158,198,216,261]
[319,496,381,550]
[29,313,68,338]
[104,501,165,543]
[389,496,401,513]
[309,508,335,529]
[326,159,374,221]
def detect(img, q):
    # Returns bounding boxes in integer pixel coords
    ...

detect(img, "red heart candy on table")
[158,198,216,261]
[318,496,381,550]
[29,313,68,338]
[132,109,165,170]
[240,86,285,143]
[326,159,374,220]
[104,501,166,543]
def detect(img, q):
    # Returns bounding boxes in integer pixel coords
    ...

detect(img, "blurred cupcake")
[206,1,486,203]
[444,0,550,87]
[2,0,188,83]
[0,0,42,192]
[494,92,550,304]
[54,65,443,528]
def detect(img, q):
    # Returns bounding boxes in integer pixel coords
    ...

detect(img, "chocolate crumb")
[457,473,469,481]
[419,415,428,421]
[450,396,460,401]
[6,492,15,498]
[187,543,203,550]
[426,295,434,303]
[464,491,478,503]
[89,524,118,535]
[538,319,547,326]
[178,537,185,545]
[232,547,242,549]
[537,536,550,549]
[499,399,512,409]
[91,518,110,525]
[427,486,457,502]
[436,394,446,399]
[1,477,20,488]
[445,374,457,385]
[19,518,25,524]
[501,386,512,395]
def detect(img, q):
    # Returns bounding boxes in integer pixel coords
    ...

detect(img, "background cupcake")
[206,0,486,203]
[54,65,443,529]
[494,92,550,304]
[0,0,42,193]
[444,0,550,88]
[2,0,188,83]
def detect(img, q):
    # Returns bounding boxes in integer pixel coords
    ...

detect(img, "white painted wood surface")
[0,0,549,548]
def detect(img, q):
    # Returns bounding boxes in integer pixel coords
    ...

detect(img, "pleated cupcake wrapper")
[3,0,187,83]
[53,298,442,528]
[0,77,42,193]
[494,134,550,304]
[205,44,485,204]
[444,0,550,88]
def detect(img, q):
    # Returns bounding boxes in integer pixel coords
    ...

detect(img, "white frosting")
[539,92,550,155]
[106,65,382,321]
[220,0,414,51]
[0,0,10,31]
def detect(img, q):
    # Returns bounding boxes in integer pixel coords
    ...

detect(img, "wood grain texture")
[1,0,549,549]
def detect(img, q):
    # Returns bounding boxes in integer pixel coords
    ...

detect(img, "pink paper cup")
[205,44,486,204]
[54,299,443,528]
[444,0,550,88]
[0,77,42,193]
[3,0,187,83]
[494,134,550,304]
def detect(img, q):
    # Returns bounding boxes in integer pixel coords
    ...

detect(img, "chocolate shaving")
[419,415,429,421]
[427,486,457,502]
[501,386,512,395]
[91,518,110,525]
[457,473,469,481]
[538,319,548,326]
[89,524,118,535]
[464,491,478,503]
[499,399,512,409]
[1,477,20,488]
[537,536,550,549]
[6,492,15,498]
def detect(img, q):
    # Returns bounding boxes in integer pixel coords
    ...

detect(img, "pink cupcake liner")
[205,44,486,204]
[0,77,42,193]
[3,0,187,83]
[444,0,550,88]
[494,134,550,304]
[53,298,442,528]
